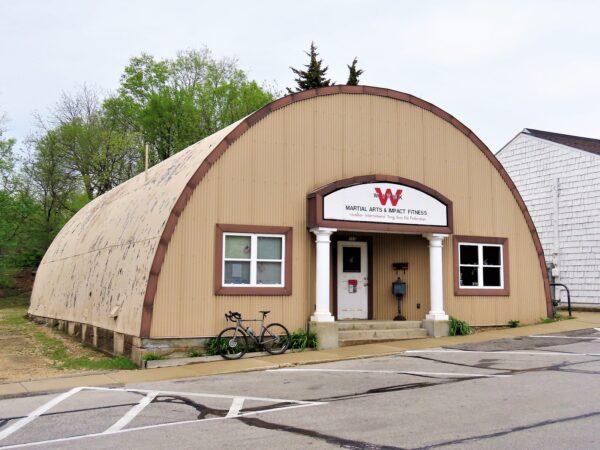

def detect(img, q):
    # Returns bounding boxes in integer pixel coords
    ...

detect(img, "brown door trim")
[331,235,373,320]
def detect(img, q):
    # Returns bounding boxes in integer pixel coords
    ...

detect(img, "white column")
[310,227,337,322]
[423,233,449,321]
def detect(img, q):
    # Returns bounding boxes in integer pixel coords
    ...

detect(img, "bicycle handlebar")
[225,311,242,322]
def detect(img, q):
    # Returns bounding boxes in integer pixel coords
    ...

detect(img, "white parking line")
[530,335,600,340]
[85,386,317,405]
[226,397,245,417]
[404,349,600,357]
[103,391,158,434]
[0,387,83,442]
[269,368,511,378]
[0,387,326,449]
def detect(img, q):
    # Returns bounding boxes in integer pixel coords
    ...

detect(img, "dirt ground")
[0,288,134,383]
[0,313,70,382]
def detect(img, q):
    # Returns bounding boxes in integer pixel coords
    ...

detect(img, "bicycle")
[216,310,290,360]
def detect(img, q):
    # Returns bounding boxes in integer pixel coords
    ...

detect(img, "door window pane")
[225,236,251,259]
[224,261,250,284]
[343,247,361,273]
[257,262,282,284]
[460,245,478,265]
[483,267,501,286]
[483,246,501,266]
[257,237,282,259]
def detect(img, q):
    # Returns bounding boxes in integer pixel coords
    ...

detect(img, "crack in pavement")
[238,416,405,450]
[414,409,600,449]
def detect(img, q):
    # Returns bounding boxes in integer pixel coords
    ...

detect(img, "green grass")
[541,313,576,324]
[1,291,137,371]
[142,352,164,361]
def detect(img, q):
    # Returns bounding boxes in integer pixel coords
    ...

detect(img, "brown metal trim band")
[139,85,552,337]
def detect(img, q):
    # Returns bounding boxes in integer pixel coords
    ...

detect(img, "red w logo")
[375,188,402,206]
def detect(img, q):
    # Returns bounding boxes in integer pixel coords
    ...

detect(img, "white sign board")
[323,182,447,227]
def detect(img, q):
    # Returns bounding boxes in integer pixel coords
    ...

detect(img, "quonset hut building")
[29,86,551,362]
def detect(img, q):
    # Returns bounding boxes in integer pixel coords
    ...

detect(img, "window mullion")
[478,245,484,287]
[250,235,257,285]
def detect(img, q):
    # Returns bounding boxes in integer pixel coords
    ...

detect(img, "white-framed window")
[458,243,504,288]
[222,233,285,287]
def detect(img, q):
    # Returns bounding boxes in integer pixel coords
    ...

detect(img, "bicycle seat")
[259,310,271,316]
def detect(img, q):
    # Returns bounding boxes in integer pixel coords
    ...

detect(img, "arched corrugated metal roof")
[29,119,243,335]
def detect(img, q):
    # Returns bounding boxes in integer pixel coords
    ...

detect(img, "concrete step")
[337,320,423,331]
[338,328,428,342]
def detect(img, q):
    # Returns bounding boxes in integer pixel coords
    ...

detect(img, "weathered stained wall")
[150,94,547,337]
[29,120,243,336]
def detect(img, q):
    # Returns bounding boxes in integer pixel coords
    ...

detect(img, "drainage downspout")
[551,177,560,302]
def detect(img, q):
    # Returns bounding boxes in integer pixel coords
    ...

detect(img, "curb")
[2,312,599,399]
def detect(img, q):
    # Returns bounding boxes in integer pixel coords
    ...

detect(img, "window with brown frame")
[453,236,509,296]
[214,224,293,295]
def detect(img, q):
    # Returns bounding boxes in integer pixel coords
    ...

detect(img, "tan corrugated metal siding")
[150,94,546,337]
[371,234,430,321]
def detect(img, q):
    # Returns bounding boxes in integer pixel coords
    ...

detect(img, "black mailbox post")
[392,279,407,321]
[392,280,406,296]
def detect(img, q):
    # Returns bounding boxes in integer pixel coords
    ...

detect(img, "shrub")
[449,316,471,336]
[508,319,520,328]
[287,329,319,351]
[205,337,222,356]
[187,349,202,358]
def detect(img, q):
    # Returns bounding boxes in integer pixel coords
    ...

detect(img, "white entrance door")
[337,241,368,319]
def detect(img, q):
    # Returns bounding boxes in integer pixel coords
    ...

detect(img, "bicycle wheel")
[216,327,248,360]
[260,323,290,355]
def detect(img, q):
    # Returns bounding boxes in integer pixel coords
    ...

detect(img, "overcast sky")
[1,0,599,152]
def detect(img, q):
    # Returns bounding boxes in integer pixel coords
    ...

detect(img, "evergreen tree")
[346,57,364,86]
[287,42,332,93]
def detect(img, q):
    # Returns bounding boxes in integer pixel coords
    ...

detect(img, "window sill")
[455,287,510,296]
[215,286,292,296]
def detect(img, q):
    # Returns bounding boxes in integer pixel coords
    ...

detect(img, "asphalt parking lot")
[1,328,599,449]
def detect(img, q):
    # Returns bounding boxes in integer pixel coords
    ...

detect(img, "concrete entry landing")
[338,320,427,347]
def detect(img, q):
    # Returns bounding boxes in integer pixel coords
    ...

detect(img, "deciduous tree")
[106,49,275,161]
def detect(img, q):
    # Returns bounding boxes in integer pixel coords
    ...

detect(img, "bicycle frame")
[229,316,267,346]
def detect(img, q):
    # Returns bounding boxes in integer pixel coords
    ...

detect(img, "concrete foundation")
[309,321,339,349]
[422,319,450,337]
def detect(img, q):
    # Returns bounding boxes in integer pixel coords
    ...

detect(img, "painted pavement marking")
[269,368,511,378]
[226,397,245,418]
[103,391,158,434]
[404,349,600,357]
[0,387,326,449]
[0,387,84,442]
[530,335,600,340]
